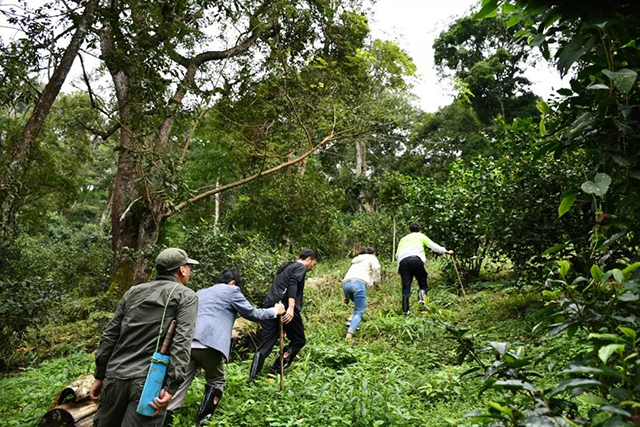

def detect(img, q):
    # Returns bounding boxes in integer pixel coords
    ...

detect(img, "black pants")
[94,378,165,427]
[399,256,428,298]
[256,310,306,359]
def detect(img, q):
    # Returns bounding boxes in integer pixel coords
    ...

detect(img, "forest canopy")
[0,0,639,425]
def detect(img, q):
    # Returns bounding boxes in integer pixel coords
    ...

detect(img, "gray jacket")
[192,284,277,360]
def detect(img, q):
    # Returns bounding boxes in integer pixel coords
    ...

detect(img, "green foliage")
[0,352,95,427]
[434,14,538,124]
[0,211,110,370]
[170,225,289,305]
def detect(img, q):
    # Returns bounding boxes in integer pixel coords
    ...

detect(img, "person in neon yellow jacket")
[396,222,453,313]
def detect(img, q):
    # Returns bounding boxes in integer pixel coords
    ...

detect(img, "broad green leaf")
[506,14,520,28]
[612,269,624,283]
[571,276,588,285]
[557,35,596,77]
[618,292,639,302]
[595,173,612,191]
[601,406,632,417]
[591,264,604,283]
[602,68,638,95]
[557,260,570,276]
[487,401,513,417]
[562,365,623,379]
[582,173,611,197]
[549,379,602,396]
[550,321,577,336]
[475,0,499,19]
[588,333,626,343]
[533,142,559,161]
[598,344,625,364]
[618,327,636,340]
[536,100,551,114]
[542,243,569,255]
[501,3,517,13]
[565,112,595,139]
[494,379,538,392]
[514,29,528,38]
[578,393,609,405]
[558,190,578,217]
[542,11,561,29]
[539,118,546,136]
[622,262,640,275]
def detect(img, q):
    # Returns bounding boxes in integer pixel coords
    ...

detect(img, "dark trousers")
[256,310,306,359]
[399,256,428,298]
[94,378,165,427]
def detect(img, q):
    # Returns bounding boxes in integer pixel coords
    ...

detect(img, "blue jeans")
[342,280,367,334]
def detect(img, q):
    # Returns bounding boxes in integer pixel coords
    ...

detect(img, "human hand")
[446,250,454,255]
[375,284,380,291]
[274,302,285,315]
[282,307,294,324]
[343,296,349,304]
[150,389,173,416]
[90,379,103,401]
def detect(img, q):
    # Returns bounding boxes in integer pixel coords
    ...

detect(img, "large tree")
[433,15,538,124]
[1,0,418,294]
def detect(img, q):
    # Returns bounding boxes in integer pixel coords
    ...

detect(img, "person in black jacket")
[248,249,318,382]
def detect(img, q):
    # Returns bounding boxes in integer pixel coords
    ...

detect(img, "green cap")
[155,248,200,271]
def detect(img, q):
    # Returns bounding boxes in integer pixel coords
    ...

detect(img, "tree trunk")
[355,138,366,177]
[0,0,100,231]
[214,176,220,226]
[12,0,100,165]
[392,214,396,263]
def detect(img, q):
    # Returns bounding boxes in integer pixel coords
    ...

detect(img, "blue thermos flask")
[137,320,176,416]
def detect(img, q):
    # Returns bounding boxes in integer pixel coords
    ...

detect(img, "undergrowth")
[0,257,565,426]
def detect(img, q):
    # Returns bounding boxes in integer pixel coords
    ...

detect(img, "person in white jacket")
[342,247,381,342]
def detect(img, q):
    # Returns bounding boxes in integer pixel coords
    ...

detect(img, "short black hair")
[360,246,377,255]
[298,249,317,261]
[156,265,179,276]
[218,268,242,287]
[409,222,421,232]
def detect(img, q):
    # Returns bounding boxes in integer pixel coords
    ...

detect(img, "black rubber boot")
[271,346,300,373]
[248,352,265,382]
[196,385,222,426]
[418,289,427,304]
[162,410,174,427]
[402,296,410,314]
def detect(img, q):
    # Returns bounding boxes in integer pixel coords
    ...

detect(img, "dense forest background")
[1,0,639,425]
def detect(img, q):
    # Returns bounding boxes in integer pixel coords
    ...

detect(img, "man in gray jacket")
[163,269,284,426]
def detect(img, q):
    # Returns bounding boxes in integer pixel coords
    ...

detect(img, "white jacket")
[342,254,381,288]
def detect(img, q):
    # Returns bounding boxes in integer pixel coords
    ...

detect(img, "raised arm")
[423,234,448,254]
[232,287,277,322]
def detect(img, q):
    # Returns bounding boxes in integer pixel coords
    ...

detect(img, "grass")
[0,257,564,426]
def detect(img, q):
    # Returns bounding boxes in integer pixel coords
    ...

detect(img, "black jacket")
[263,262,307,311]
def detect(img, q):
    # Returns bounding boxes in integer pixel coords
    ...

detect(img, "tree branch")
[171,130,353,214]
[76,118,121,140]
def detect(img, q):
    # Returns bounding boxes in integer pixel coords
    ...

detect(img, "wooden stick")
[160,320,177,355]
[279,313,284,391]
[451,254,467,297]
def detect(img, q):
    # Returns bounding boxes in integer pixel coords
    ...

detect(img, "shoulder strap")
[154,282,180,354]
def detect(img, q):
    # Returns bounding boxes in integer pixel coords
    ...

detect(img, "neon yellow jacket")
[396,232,447,265]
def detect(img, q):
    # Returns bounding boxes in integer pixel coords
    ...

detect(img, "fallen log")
[39,399,98,426]
[39,375,97,427]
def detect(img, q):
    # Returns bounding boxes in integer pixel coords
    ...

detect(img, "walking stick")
[450,254,467,297]
[278,303,284,391]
